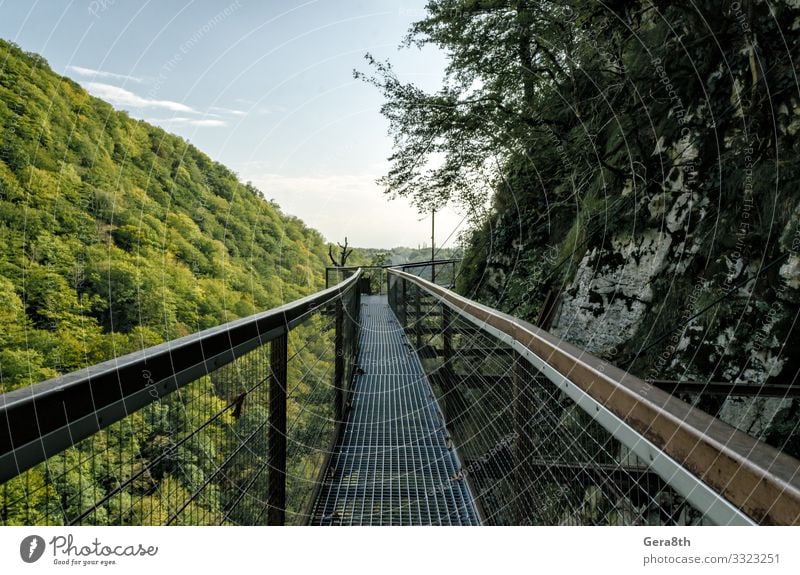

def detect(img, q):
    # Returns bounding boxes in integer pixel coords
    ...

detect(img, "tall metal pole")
[431,210,436,284]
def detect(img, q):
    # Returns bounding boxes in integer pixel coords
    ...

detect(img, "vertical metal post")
[441,303,455,424]
[400,279,407,327]
[442,304,452,364]
[268,332,288,526]
[415,284,422,350]
[334,298,345,422]
[352,288,361,366]
[431,210,436,284]
[513,354,532,525]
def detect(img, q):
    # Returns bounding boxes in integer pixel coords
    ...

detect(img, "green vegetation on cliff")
[365,1,800,453]
[0,39,330,392]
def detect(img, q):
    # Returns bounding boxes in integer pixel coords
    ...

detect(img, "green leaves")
[0,37,340,526]
[0,36,330,361]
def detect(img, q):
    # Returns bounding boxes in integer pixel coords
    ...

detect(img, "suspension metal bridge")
[1,260,799,525]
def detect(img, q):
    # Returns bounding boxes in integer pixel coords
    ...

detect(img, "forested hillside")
[0,38,348,525]
[0,39,330,392]
[366,1,800,455]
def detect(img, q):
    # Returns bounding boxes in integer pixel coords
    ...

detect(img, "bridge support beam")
[268,332,288,526]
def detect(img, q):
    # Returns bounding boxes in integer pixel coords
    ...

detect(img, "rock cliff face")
[465,202,799,461]
[457,2,800,456]
[558,191,799,441]
[464,166,800,454]
[552,228,674,356]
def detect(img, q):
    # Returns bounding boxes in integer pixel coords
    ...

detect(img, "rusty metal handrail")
[389,268,800,525]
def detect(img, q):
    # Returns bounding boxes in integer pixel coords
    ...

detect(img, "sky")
[0,0,469,249]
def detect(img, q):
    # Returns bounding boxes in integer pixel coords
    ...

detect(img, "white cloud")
[209,106,246,117]
[242,171,466,248]
[84,82,196,113]
[145,117,227,128]
[67,65,143,83]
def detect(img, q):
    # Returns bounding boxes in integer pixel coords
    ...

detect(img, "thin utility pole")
[431,209,436,283]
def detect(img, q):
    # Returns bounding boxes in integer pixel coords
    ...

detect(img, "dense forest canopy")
[0,38,344,391]
[348,245,461,267]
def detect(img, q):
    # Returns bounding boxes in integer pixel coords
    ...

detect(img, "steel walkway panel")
[311,295,480,525]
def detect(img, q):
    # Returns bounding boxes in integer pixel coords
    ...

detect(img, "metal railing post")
[268,332,288,526]
[415,284,422,350]
[442,304,452,364]
[334,298,345,423]
[400,279,407,327]
[441,303,455,424]
[345,288,360,412]
[352,288,361,376]
[513,354,533,525]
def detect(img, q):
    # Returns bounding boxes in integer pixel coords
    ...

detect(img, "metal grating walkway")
[311,295,480,525]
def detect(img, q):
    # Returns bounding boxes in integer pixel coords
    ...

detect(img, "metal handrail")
[0,271,362,483]
[324,258,461,273]
[388,268,800,525]
[325,258,459,295]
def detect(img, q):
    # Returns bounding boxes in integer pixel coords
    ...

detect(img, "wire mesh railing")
[0,272,361,526]
[6,261,798,526]
[398,259,459,288]
[325,258,460,295]
[387,269,800,525]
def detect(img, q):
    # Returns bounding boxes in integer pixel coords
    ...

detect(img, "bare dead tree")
[328,237,353,267]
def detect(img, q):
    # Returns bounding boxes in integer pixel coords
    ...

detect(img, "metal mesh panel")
[0,293,356,526]
[6,269,775,526]
[311,296,479,525]
[1,344,273,525]
[388,275,714,526]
